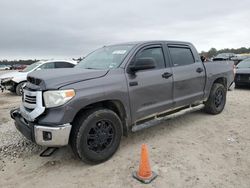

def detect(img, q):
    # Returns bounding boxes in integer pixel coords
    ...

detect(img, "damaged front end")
[0,77,15,92]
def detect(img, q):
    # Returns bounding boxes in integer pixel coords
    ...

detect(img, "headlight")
[1,77,13,83]
[43,89,75,108]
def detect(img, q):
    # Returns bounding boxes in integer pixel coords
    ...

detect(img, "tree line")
[200,47,250,58]
[1,47,250,64]
[0,59,38,66]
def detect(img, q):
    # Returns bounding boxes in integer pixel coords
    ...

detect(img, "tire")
[15,82,26,96]
[204,83,227,114]
[70,108,122,164]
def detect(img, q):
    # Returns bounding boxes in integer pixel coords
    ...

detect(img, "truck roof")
[107,40,193,46]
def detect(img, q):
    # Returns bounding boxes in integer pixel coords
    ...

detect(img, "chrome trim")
[23,89,37,109]
[132,104,205,132]
[20,89,45,121]
[34,124,72,146]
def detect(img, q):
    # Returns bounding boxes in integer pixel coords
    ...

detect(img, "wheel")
[70,108,122,164]
[15,82,26,96]
[204,83,227,114]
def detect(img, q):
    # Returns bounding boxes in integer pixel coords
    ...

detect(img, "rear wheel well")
[213,77,227,88]
[73,100,128,136]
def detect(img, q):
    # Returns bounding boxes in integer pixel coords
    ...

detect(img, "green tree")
[207,48,217,58]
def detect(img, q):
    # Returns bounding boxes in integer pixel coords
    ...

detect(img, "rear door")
[126,44,174,122]
[167,44,206,107]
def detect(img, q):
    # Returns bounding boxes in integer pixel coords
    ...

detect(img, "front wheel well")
[72,100,128,136]
[213,77,227,88]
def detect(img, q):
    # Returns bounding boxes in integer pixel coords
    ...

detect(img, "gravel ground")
[0,70,250,188]
[0,70,45,162]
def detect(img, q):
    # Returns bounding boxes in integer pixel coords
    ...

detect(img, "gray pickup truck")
[11,41,234,164]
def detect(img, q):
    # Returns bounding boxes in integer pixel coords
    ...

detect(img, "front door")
[126,44,174,123]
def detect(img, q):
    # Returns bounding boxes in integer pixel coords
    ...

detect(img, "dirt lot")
[0,70,250,188]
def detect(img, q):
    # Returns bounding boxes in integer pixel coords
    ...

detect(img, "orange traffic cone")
[133,144,157,184]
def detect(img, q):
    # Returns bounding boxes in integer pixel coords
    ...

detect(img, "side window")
[168,47,195,67]
[55,62,75,68]
[135,47,165,69]
[39,62,55,69]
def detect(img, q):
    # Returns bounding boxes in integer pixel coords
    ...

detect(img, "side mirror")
[129,58,156,73]
[36,68,41,71]
[200,56,205,62]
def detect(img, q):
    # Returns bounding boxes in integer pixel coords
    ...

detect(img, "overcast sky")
[0,0,250,60]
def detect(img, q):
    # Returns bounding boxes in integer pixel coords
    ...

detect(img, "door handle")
[129,81,138,86]
[196,67,204,73]
[162,72,173,79]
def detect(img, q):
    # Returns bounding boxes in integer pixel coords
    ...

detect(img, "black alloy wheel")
[87,120,115,153]
[70,108,122,164]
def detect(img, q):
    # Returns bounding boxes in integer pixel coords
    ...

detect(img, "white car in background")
[0,60,77,95]
[0,65,11,70]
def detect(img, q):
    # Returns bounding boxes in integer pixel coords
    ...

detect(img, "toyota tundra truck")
[10,41,234,164]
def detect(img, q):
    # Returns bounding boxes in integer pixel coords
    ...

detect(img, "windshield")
[20,61,42,72]
[237,58,250,68]
[76,45,134,70]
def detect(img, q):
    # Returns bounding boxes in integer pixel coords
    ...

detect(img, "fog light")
[43,131,52,141]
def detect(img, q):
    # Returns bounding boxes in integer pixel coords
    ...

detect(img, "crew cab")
[0,60,77,95]
[10,41,234,164]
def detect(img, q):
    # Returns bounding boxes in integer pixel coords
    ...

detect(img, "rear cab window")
[168,46,195,67]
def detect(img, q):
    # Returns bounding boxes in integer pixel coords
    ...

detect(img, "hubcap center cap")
[87,120,114,153]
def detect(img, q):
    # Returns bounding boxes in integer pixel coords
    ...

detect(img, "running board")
[132,104,204,132]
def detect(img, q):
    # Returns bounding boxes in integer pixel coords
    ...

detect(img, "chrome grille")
[23,89,37,109]
[24,95,36,104]
[20,88,45,122]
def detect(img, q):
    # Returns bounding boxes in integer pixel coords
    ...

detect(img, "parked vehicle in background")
[5,65,12,70]
[231,54,250,65]
[12,64,27,70]
[0,65,11,70]
[213,53,237,62]
[235,58,250,87]
[0,60,77,95]
[10,41,234,164]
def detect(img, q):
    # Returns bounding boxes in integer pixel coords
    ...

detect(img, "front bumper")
[235,80,250,85]
[0,84,4,91]
[10,108,72,147]
[235,74,250,85]
[0,80,15,91]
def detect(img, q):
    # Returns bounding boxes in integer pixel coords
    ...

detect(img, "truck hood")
[0,71,27,82]
[236,68,250,74]
[26,68,109,90]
